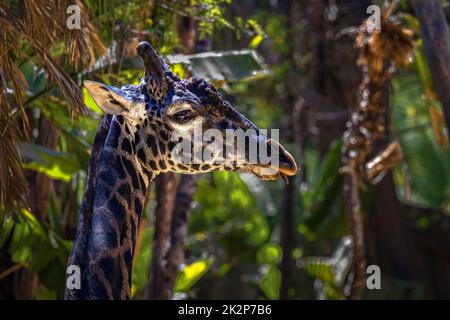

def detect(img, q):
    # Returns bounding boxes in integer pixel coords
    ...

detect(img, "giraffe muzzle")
[249,139,298,183]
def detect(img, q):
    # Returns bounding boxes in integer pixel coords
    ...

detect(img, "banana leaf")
[391,74,450,209]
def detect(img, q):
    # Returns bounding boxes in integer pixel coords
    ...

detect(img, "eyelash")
[172,110,196,123]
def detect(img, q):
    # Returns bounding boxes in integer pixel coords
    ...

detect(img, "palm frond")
[0,0,106,213]
[0,86,29,214]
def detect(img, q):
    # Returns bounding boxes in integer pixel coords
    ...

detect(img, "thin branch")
[0,263,27,281]
[411,0,450,141]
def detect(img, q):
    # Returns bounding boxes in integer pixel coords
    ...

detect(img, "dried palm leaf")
[0,0,106,213]
[0,80,29,213]
[366,140,404,182]
[342,0,415,299]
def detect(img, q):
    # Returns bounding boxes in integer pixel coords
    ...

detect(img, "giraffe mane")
[64,114,112,299]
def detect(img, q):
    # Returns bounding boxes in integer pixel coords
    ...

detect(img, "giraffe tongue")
[248,139,297,183]
[280,172,289,185]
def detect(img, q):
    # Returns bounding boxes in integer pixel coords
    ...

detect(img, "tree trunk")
[20,115,60,299]
[157,16,211,299]
[0,114,60,300]
[366,173,428,299]
[164,175,199,299]
[411,0,450,140]
[144,172,177,299]
[144,15,203,300]
[280,176,294,299]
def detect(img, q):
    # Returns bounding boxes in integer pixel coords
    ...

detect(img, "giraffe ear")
[84,80,134,115]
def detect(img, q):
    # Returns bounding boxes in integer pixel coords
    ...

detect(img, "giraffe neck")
[66,116,153,300]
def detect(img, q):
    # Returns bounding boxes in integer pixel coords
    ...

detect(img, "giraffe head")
[84,42,297,181]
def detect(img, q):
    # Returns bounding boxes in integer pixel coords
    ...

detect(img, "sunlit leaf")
[248,34,264,49]
[259,264,280,299]
[0,215,14,246]
[217,263,232,277]
[83,87,102,114]
[256,243,282,264]
[391,75,450,208]
[21,143,81,182]
[414,45,448,148]
[300,257,335,284]
[192,172,269,252]
[7,209,71,293]
[175,258,214,292]
[131,227,153,297]
[171,63,186,79]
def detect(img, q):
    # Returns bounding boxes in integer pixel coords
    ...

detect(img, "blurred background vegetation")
[1,0,450,300]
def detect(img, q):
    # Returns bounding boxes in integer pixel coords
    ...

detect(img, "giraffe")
[65,41,297,300]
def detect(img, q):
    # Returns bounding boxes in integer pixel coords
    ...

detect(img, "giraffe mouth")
[249,139,298,183]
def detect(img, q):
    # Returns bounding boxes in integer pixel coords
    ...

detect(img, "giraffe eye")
[171,109,196,124]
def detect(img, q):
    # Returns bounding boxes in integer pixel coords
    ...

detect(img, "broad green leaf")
[299,139,347,240]
[249,34,264,49]
[300,257,335,284]
[391,75,450,208]
[58,127,91,169]
[175,258,214,292]
[256,243,282,264]
[21,143,81,182]
[414,42,433,92]
[8,209,71,292]
[259,264,280,300]
[35,283,58,300]
[0,215,14,246]
[217,263,232,277]
[37,256,66,294]
[131,227,153,297]
[322,281,344,300]
[414,43,448,147]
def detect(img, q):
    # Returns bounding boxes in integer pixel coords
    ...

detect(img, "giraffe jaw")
[250,167,296,183]
[248,139,298,183]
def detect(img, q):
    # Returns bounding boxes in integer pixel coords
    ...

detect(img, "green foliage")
[391,74,450,209]
[1,0,278,300]
[21,61,46,95]
[256,243,281,265]
[259,264,281,300]
[131,228,153,297]
[302,258,335,284]
[2,0,450,301]
[192,172,270,252]
[83,87,102,114]
[256,243,282,299]
[299,140,347,240]
[175,258,214,292]
[174,172,286,298]
[299,237,353,300]
[21,143,81,182]
[1,209,71,296]
[196,0,233,38]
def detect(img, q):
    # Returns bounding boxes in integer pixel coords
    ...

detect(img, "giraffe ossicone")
[65,41,297,300]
